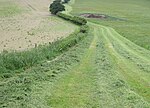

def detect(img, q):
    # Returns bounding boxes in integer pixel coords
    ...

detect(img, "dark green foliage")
[54,0,62,2]
[57,12,72,20]
[72,16,87,25]
[49,0,65,14]
[57,13,87,25]
[62,0,70,4]
[80,25,89,33]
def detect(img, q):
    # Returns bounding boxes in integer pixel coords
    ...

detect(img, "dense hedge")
[57,12,87,25]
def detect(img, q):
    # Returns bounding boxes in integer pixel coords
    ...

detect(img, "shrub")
[80,25,89,33]
[57,12,87,25]
[57,12,72,20]
[62,0,71,4]
[72,16,87,25]
[49,1,65,14]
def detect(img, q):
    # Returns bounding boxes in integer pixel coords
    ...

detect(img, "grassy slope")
[47,1,150,107]
[47,23,150,107]
[71,0,150,50]
[98,23,150,103]
[1,0,150,108]
[48,27,98,107]
[0,29,91,108]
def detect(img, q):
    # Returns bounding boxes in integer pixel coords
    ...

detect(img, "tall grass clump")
[0,26,89,77]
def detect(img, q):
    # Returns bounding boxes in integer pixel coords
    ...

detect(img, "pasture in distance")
[71,0,150,50]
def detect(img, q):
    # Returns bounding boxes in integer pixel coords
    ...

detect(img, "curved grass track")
[98,24,150,103]
[1,0,149,107]
[48,28,98,107]
[47,1,150,107]
[47,23,150,107]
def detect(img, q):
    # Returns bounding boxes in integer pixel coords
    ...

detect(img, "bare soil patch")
[0,0,77,52]
[80,13,126,21]
[80,13,107,19]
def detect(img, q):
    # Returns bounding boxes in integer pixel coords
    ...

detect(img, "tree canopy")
[63,0,70,3]
[49,0,65,14]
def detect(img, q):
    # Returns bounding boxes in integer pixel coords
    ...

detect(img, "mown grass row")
[0,25,89,78]
[0,28,93,108]
[0,0,90,107]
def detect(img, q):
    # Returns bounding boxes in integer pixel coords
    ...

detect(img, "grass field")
[48,0,150,107]
[47,22,150,108]
[0,26,91,108]
[71,0,150,50]
[0,0,78,52]
[0,0,150,107]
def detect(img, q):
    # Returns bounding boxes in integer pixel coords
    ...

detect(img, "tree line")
[57,13,87,25]
[49,0,87,25]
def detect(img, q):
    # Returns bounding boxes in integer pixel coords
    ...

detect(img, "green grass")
[45,23,149,107]
[0,1,88,107]
[91,23,149,107]
[0,27,87,76]
[45,1,150,107]
[0,27,92,108]
[96,23,150,103]
[1,0,150,107]
[48,27,98,107]
[71,0,150,50]
[0,0,22,17]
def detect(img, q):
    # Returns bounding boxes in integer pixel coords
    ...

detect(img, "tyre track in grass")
[96,24,150,104]
[89,23,149,107]
[2,0,150,107]
[48,27,99,107]
[47,22,149,107]
[33,0,149,107]
[103,27,149,101]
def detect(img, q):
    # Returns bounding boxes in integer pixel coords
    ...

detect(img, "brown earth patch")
[0,0,77,52]
[80,13,107,19]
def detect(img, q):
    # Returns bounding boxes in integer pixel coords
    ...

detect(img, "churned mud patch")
[80,13,126,21]
[80,13,107,19]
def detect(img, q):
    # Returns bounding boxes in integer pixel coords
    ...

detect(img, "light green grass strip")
[48,28,98,107]
[90,22,150,102]
[0,1,22,17]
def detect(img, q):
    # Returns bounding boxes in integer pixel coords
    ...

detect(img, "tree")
[54,0,62,3]
[49,1,65,15]
[63,0,70,3]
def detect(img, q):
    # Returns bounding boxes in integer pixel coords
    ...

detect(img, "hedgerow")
[57,12,87,25]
